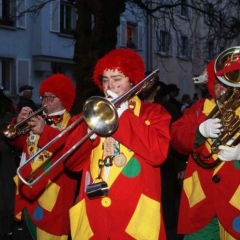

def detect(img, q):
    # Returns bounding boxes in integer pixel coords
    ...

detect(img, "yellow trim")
[38,180,60,212]
[229,184,240,210]
[126,194,160,240]
[37,227,68,240]
[69,200,93,240]
[90,96,142,186]
[219,220,237,240]
[183,171,206,208]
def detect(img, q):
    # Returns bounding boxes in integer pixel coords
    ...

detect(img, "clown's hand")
[218,144,240,161]
[199,118,222,138]
[106,90,128,117]
[87,127,97,141]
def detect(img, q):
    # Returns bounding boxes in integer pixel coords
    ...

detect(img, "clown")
[171,47,240,240]
[9,74,78,240]
[64,48,171,240]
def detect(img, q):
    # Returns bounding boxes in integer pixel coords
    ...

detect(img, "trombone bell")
[83,96,118,135]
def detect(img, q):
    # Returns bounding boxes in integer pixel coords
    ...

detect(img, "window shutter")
[167,33,173,55]
[214,42,219,56]
[119,18,127,47]
[50,0,60,32]
[137,23,144,50]
[203,41,209,61]
[16,59,30,87]
[155,30,160,52]
[187,38,192,59]
[177,35,181,56]
[16,0,26,29]
[188,0,192,19]
[0,0,2,18]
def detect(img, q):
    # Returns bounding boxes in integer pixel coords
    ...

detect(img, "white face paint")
[101,69,132,97]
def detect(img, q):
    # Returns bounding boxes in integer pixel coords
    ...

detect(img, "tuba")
[192,46,240,168]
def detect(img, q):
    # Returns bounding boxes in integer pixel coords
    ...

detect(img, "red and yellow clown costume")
[171,99,240,239]
[171,56,240,239]
[9,74,78,240]
[65,96,171,239]
[64,48,171,239]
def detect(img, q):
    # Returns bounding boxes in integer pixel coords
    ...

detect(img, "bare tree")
[10,0,240,112]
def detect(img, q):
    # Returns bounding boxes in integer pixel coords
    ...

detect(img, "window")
[204,41,218,62]
[204,3,215,24]
[126,22,137,49]
[177,35,191,60]
[175,0,192,19]
[0,58,14,93]
[60,1,76,35]
[119,19,144,50]
[53,64,64,74]
[156,30,172,56]
[0,0,15,26]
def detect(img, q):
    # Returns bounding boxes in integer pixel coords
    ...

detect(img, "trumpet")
[16,69,160,187]
[3,105,47,139]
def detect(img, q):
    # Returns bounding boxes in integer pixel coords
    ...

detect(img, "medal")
[103,137,115,157]
[114,153,127,167]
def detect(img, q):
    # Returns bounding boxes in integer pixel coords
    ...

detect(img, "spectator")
[0,85,17,240]
[126,37,136,49]
[192,92,199,104]
[138,71,161,102]
[167,83,182,116]
[155,82,186,240]
[181,94,191,113]
[17,85,38,112]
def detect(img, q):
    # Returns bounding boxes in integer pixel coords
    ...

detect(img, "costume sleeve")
[64,115,100,172]
[171,99,206,155]
[112,102,171,166]
[37,124,63,152]
[6,116,28,149]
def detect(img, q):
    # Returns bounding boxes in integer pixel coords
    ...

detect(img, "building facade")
[0,0,239,105]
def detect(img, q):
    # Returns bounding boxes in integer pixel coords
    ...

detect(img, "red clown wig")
[93,48,145,90]
[206,59,216,98]
[39,74,75,112]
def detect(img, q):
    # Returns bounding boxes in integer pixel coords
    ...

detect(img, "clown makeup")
[101,69,132,97]
[214,81,228,99]
[40,92,65,114]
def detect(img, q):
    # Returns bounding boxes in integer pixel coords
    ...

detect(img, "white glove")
[218,144,240,161]
[88,127,97,141]
[199,118,222,138]
[106,90,128,117]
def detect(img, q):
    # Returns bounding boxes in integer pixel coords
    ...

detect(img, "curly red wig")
[39,74,75,112]
[93,48,145,90]
[206,59,216,98]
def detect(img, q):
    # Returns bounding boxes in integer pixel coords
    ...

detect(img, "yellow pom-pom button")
[101,197,111,207]
[145,120,150,125]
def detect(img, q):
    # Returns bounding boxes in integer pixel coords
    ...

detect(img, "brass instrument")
[3,105,47,139]
[192,46,240,168]
[16,69,160,187]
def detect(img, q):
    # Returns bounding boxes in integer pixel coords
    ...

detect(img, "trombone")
[3,105,47,139]
[17,69,160,187]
